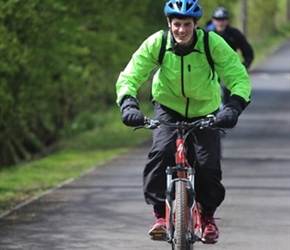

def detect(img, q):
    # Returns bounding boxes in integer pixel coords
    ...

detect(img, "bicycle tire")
[173,181,193,250]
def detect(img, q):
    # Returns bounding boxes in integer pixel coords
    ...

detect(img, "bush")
[0,0,288,167]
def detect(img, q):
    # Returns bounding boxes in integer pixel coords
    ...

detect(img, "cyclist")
[206,6,254,104]
[116,0,251,244]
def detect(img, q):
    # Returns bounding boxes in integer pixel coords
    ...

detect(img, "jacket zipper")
[180,57,189,118]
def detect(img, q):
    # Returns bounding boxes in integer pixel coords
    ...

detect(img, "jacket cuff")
[225,94,250,115]
[120,95,139,112]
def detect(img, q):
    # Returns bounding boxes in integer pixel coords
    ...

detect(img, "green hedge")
[0,0,288,167]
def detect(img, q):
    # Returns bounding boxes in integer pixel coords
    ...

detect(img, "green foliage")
[0,0,288,167]
[0,105,153,214]
[0,0,163,167]
[247,1,279,39]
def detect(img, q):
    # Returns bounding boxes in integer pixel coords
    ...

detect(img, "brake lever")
[133,125,146,131]
[219,128,227,134]
[210,126,227,134]
[133,119,161,131]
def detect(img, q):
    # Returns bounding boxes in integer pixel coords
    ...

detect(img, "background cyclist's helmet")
[212,7,230,19]
[164,0,203,20]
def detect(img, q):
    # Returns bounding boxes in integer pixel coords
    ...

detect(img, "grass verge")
[0,104,153,215]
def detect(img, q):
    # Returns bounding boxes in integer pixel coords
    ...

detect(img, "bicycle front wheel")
[173,181,193,250]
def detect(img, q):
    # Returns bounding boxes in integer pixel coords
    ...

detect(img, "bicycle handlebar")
[134,114,223,132]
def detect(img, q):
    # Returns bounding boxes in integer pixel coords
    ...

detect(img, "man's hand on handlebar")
[214,107,239,128]
[120,96,145,127]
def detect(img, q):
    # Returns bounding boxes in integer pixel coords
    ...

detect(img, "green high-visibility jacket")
[116,29,251,118]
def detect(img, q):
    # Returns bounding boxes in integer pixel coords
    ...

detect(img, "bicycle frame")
[165,125,202,245]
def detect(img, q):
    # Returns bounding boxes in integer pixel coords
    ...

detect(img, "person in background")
[206,7,254,104]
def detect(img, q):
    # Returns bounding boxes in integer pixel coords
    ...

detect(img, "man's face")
[167,17,197,45]
[212,18,229,33]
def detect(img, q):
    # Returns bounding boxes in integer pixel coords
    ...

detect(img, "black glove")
[215,95,246,128]
[215,107,240,128]
[120,96,144,127]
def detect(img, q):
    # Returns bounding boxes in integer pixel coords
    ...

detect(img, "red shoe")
[201,214,219,244]
[148,218,166,241]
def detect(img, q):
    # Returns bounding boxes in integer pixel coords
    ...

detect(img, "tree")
[0,0,162,167]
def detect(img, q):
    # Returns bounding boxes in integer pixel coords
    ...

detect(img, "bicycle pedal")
[149,230,167,241]
[201,238,218,244]
[150,233,167,241]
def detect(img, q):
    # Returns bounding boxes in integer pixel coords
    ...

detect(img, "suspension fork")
[165,166,174,242]
[188,167,196,241]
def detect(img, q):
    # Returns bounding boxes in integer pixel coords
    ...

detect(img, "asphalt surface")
[1,40,290,250]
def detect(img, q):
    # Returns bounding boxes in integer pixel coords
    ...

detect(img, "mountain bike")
[135,115,223,250]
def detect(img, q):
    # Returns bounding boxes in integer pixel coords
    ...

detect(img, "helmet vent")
[193,6,200,12]
[177,1,182,10]
[186,3,193,10]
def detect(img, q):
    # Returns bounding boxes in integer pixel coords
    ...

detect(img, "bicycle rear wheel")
[173,181,193,250]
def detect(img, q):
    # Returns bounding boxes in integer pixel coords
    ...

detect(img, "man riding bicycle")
[116,0,252,244]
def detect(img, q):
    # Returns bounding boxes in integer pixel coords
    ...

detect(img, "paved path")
[1,40,290,250]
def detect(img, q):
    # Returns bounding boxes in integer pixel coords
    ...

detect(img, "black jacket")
[206,22,254,69]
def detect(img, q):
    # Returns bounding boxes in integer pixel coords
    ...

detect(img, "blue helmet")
[164,0,202,20]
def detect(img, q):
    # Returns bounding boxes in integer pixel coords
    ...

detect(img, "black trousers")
[143,103,225,213]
